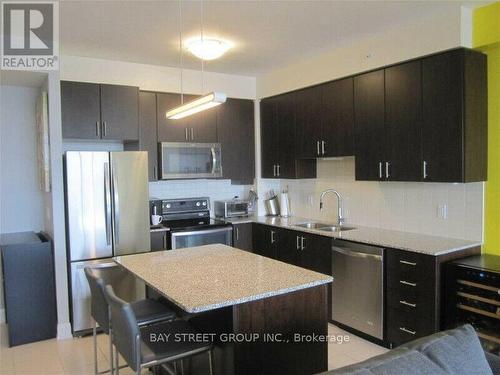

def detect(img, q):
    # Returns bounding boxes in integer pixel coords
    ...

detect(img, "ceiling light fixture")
[186,38,232,61]
[167,0,226,120]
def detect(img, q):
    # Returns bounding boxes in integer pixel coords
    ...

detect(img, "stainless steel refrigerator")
[65,151,150,334]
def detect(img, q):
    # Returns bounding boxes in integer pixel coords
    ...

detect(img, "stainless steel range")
[151,197,233,250]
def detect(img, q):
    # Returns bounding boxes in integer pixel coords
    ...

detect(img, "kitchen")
[1,1,500,375]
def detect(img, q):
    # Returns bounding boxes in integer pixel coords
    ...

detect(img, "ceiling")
[60,1,478,77]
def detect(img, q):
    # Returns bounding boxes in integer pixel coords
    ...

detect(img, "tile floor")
[0,323,388,374]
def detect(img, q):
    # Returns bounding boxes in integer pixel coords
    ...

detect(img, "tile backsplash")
[280,157,484,241]
[149,180,254,213]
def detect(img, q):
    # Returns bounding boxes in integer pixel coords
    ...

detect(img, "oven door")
[171,227,233,249]
[160,142,222,179]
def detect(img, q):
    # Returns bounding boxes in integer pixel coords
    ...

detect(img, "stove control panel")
[160,197,210,215]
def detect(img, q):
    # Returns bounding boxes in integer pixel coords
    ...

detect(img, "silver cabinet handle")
[277,164,280,177]
[163,233,167,249]
[423,161,428,179]
[317,141,320,156]
[104,162,112,245]
[385,161,390,179]
[235,227,239,241]
[270,230,275,244]
[400,280,417,287]
[296,236,301,250]
[399,327,416,335]
[102,121,107,137]
[321,141,325,155]
[400,260,417,266]
[96,121,100,137]
[185,128,189,140]
[301,236,305,250]
[191,128,194,141]
[379,162,383,179]
[399,300,417,308]
[273,164,276,177]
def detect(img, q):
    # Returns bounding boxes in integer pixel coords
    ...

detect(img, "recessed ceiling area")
[60,1,478,76]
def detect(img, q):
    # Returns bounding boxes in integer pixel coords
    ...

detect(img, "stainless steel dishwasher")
[331,240,384,339]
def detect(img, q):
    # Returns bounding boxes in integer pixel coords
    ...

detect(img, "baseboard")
[0,308,5,324]
[57,322,72,340]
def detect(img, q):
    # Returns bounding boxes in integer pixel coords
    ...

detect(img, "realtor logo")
[1,1,59,70]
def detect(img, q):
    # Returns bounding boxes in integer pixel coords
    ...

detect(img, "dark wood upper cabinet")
[260,97,279,178]
[294,78,354,159]
[137,91,158,181]
[100,84,139,141]
[157,93,191,142]
[156,93,217,143]
[61,81,139,141]
[260,95,316,179]
[295,86,323,158]
[321,77,354,157]
[217,98,255,184]
[422,49,487,182]
[61,81,101,139]
[384,61,423,181]
[354,70,386,181]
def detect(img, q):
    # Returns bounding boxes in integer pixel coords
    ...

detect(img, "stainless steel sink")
[317,225,356,232]
[295,222,328,229]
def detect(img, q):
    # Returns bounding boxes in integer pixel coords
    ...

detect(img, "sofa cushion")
[328,325,493,375]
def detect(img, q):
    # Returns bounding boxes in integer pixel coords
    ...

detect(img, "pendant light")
[166,0,226,120]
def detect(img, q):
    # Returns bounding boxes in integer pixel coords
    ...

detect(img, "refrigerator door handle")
[104,162,112,245]
[112,165,120,245]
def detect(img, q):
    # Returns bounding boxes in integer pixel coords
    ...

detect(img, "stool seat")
[140,320,212,365]
[132,299,176,326]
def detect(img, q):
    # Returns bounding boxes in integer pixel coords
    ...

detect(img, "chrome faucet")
[319,189,345,226]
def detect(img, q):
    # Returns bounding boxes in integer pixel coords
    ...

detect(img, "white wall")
[0,86,45,233]
[256,9,463,97]
[283,159,483,241]
[61,55,256,99]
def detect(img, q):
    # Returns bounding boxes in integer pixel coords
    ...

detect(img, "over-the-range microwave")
[159,142,222,179]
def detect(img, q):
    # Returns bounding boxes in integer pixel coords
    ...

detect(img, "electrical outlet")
[437,204,448,220]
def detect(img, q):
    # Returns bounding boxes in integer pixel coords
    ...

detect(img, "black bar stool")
[85,263,177,375]
[103,284,214,375]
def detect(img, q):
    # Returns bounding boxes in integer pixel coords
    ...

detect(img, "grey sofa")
[325,325,500,375]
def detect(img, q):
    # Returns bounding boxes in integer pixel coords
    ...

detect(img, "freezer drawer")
[332,240,384,340]
[70,259,146,335]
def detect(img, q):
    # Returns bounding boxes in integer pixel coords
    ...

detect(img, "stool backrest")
[104,284,141,371]
[84,263,120,333]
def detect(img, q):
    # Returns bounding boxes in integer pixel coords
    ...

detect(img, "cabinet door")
[322,78,354,157]
[157,93,190,142]
[354,70,386,181]
[276,229,302,266]
[300,233,331,275]
[61,81,101,139]
[188,106,218,143]
[422,50,463,182]
[260,98,279,178]
[295,86,323,158]
[150,231,168,251]
[233,223,253,252]
[217,98,255,184]
[385,61,422,181]
[276,92,297,178]
[100,84,139,141]
[138,92,159,181]
[252,224,277,259]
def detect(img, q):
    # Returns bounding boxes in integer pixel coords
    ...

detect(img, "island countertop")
[114,244,332,313]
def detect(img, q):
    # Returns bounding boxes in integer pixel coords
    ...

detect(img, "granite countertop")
[251,216,481,256]
[115,244,332,313]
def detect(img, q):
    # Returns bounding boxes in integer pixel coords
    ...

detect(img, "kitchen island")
[115,244,333,375]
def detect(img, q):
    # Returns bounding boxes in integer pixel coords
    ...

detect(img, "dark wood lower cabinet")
[150,231,168,251]
[252,224,279,259]
[233,223,253,252]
